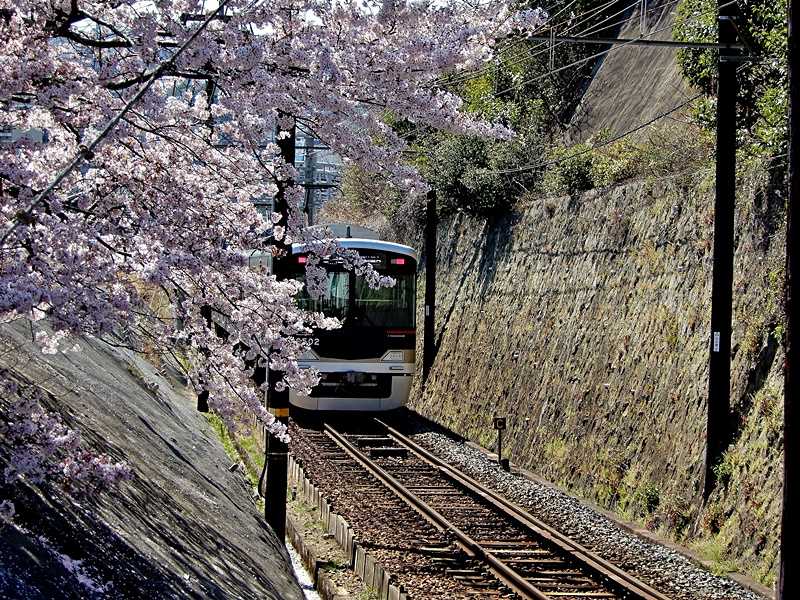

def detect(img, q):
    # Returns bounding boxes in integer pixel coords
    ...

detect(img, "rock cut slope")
[0,321,303,600]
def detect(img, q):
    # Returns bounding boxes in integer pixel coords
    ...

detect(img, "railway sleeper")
[488,548,553,555]
[368,447,409,458]
[382,464,439,474]
[452,576,495,586]
[540,592,617,598]
[478,540,540,547]
[431,505,492,515]
[430,507,501,516]
[403,487,464,495]
[431,557,466,566]
[502,559,573,568]
[417,545,458,554]
[526,570,590,577]
[526,579,607,589]
[445,569,488,576]
[352,435,394,446]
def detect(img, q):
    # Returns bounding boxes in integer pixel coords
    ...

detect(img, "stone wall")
[410,166,786,585]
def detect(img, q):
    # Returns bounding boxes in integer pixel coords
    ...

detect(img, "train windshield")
[297,271,349,320]
[294,270,415,328]
[351,274,415,328]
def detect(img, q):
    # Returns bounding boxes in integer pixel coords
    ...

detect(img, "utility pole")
[704,0,739,501]
[778,0,798,595]
[525,0,747,504]
[264,118,296,541]
[423,189,437,383]
[303,130,315,225]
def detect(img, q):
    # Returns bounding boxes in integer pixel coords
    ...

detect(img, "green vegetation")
[356,587,380,600]
[711,449,741,489]
[632,483,661,516]
[320,163,415,238]
[205,413,265,497]
[422,130,538,215]
[542,125,714,197]
[237,425,266,473]
[205,413,239,463]
[594,448,630,507]
[673,0,788,156]
[326,0,786,238]
[755,384,783,444]
[658,495,693,537]
[543,438,568,462]
[657,307,681,351]
[692,536,740,575]
[329,0,683,230]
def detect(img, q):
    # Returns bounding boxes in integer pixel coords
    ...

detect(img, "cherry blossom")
[0,0,546,502]
[0,376,133,517]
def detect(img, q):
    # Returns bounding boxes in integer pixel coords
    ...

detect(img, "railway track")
[293,418,674,600]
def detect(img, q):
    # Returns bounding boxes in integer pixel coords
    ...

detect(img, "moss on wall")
[411,165,785,585]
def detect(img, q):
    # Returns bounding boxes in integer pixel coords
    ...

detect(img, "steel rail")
[323,423,551,600]
[377,419,674,600]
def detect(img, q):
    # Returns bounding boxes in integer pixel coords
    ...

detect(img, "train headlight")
[300,350,319,361]
[381,350,404,362]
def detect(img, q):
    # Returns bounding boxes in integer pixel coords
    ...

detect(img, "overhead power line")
[440,0,679,89]
[447,0,746,95]
[437,0,621,87]
[485,91,704,176]
[523,34,746,50]
[491,14,700,98]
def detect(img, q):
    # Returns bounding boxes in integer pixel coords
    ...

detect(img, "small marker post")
[493,415,509,471]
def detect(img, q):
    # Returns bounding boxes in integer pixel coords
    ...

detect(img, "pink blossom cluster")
[1,377,132,517]
[0,0,545,491]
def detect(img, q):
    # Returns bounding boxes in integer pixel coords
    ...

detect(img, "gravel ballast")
[409,428,767,600]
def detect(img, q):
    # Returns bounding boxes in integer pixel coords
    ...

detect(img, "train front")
[287,239,417,411]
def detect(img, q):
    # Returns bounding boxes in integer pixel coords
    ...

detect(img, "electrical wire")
[396,1,684,144]
[439,0,679,89]
[486,53,757,178]
[443,0,743,94]
[492,0,745,98]
[507,0,668,66]
[399,0,749,147]
[491,6,702,99]
[487,91,704,176]
[435,0,618,88]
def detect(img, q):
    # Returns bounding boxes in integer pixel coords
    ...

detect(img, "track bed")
[290,417,673,600]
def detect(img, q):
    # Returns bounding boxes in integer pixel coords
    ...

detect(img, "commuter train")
[250,227,417,411]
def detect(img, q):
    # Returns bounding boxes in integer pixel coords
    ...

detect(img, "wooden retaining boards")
[287,454,409,600]
[285,515,347,600]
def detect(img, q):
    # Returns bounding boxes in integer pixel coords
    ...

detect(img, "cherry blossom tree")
[0,0,545,503]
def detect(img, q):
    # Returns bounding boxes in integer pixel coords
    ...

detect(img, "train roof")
[291,238,418,261]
